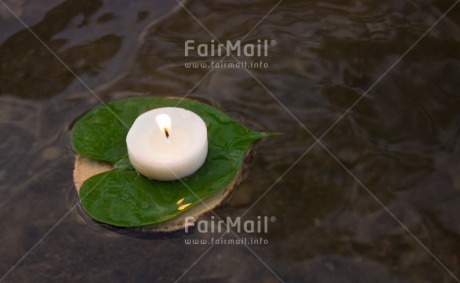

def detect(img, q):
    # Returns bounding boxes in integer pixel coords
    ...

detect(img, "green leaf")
[72,97,274,227]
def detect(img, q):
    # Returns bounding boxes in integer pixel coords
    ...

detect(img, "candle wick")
[164,128,169,138]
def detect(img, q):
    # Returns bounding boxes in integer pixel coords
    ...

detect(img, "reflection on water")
[1,0,460,282]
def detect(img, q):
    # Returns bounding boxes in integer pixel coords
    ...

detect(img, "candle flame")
[156,114,171,139]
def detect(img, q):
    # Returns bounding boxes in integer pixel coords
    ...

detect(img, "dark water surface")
[1,0,460,282]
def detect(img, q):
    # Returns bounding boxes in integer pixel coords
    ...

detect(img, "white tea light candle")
[126,107,208,181]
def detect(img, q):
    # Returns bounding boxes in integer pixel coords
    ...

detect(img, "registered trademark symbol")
[270,40,276,46]
[270,216,276,222]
